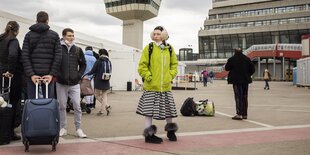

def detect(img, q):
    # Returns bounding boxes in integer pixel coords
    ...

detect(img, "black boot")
[165,123,178,141]
[143,125,163,144]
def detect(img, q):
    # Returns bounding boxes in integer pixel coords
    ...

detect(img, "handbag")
[80,78,94,96]
[101,61,111,80]
[102,73,111,80]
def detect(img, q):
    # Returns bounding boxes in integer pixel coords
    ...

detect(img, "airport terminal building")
[198,0,310,59]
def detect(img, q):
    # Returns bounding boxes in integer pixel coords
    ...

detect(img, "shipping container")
[297,57,310,86]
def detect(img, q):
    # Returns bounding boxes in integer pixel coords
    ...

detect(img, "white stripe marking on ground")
[217,107,310,113]
[215,111,274,128]
[2,124,310,148]
[216,104,310,108]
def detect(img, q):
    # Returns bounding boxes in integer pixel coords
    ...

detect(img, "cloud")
[0,0,212,53]
[0,0,120,25]
[163,0,212,14]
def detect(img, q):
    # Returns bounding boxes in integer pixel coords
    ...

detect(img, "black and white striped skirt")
[136,91,178,120]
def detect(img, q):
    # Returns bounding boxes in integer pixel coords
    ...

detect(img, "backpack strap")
[147,42,173,66]
[167,43,172,57]
[148,42,153,67]
[75,46,82,62]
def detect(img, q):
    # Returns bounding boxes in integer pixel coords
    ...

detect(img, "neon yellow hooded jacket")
[138,43,178,92]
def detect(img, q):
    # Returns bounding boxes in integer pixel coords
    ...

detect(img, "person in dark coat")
[225,48,255,120]
[56,28,87,138]
[86,49,112,116]
[0,21,23,145]
[21,11,62,99]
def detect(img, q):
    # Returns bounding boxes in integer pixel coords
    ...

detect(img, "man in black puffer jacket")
[225,48,255,120]
[56,28,87,138]
[22,11,62,99]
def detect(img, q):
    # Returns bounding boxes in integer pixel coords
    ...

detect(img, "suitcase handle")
[1,74,12,107]
[35,79,49,99]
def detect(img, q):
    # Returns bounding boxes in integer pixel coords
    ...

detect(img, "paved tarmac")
[1,80,310,155]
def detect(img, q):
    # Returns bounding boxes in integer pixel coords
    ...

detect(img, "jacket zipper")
[160,49,163,92]
[67,47,70,85]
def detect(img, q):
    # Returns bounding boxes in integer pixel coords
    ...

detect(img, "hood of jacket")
[85,50,94,56]
[29,23,50,33]
[99,55,109,61]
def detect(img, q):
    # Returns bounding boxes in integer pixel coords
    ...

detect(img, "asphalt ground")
[1,80,310,155]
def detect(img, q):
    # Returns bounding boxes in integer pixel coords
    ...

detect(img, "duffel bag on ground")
[180,97,196,116]
[194,99,215,116]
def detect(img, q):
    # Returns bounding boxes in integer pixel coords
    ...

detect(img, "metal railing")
[243,44,302,56]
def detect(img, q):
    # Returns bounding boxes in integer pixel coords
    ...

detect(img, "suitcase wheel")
[52,140,57,151]
[86,108,91,114]
[24,140,29,152]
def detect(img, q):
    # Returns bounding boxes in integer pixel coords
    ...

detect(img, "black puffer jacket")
[225,52,255,85]
[22,23,62,77]
[57,41,86,86]
[0,36,23,73]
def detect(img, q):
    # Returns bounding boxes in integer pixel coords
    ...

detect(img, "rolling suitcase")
[22,79,60,152]
[0,75,12,145]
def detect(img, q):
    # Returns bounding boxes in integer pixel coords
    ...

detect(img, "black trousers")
[233,84,249,116]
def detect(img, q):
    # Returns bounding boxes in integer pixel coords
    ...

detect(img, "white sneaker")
[76,129,87,138]
[59,128,67,137]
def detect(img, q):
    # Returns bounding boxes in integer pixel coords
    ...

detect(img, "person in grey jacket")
[86,49,112,116]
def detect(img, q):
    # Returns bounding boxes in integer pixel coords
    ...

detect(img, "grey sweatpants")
[56,83,82,130]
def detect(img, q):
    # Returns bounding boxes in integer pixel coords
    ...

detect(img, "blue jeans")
[264,80,269,89]
[203,77,208,86]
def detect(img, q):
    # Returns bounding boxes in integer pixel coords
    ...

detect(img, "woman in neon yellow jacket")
[136,26,179,144]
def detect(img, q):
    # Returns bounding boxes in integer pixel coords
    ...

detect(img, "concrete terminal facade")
[0,10,142,90]
[183,0,310,79]
[199,0,310,59]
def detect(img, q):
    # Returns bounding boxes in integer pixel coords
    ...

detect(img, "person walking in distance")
[83,47,96,109]
[85,49,112,116]
[201,70,209,87]
[225,48,255,120]
[263,69,271,90]
[56,28,87,138]
[22,11,62,99]
[136,26,179,144]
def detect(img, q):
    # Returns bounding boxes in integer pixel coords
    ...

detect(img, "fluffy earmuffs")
[150,26,169,41]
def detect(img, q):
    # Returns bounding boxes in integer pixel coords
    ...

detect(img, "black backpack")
[180,97,196,116]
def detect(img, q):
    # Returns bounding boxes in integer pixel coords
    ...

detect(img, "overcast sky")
[0,0,212,53]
